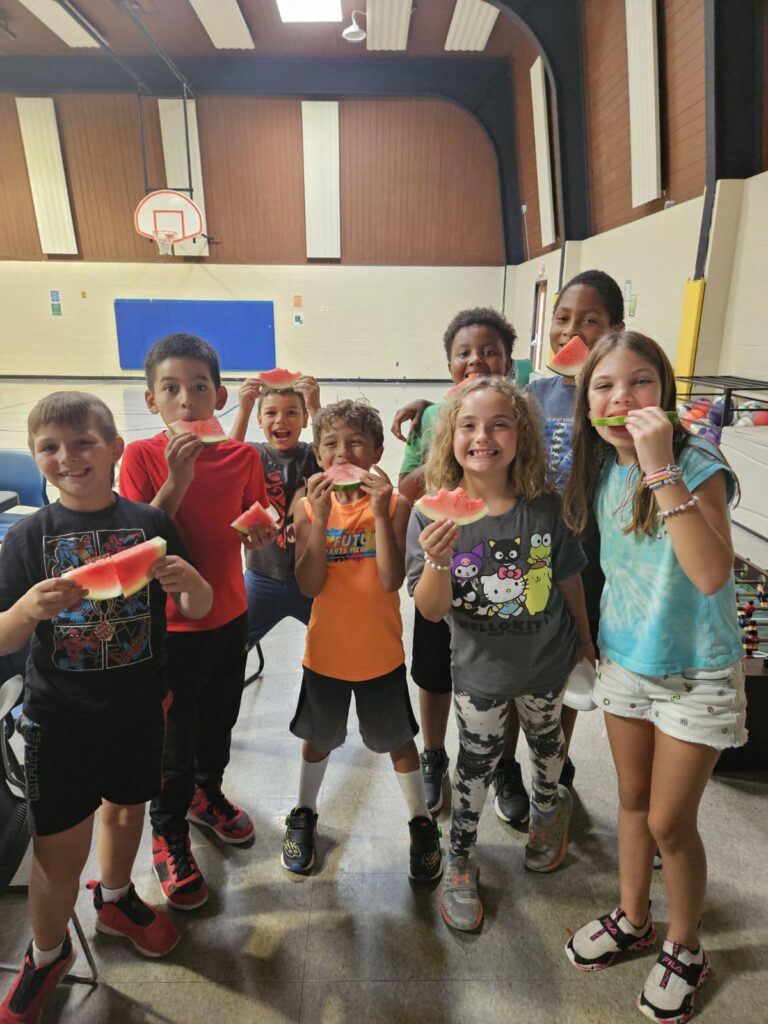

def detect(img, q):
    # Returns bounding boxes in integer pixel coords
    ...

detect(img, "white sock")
[32,936,65,968]
[297,755,329,813]
[100,881,131,903]
[396,767,430,821]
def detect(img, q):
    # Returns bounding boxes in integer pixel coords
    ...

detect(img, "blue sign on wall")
[115,299,275,372]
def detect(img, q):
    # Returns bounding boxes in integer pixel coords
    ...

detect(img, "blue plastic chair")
[0,451,48,542]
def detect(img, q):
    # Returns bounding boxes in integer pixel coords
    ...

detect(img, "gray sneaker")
[524,784,572,873]
[439,855,483,931]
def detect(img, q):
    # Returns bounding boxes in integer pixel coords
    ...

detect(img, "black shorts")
[19,692,171,837]
[290,664,419,754]
[410,607,452,694]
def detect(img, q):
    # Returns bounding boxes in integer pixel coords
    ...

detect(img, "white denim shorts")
[594,656,748,750]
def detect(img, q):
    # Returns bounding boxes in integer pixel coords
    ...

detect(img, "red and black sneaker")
[87,880,179,957]
[188,787,254,845]
[0,932,75,1024]
[151,832,209,910]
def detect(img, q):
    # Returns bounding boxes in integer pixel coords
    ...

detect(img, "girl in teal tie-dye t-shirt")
[561,331,745,1024]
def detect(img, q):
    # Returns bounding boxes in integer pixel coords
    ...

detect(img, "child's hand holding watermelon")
[240,518,279,552]
[20,577,88,623]
[292,375,322,417]
[150,555,213,619]
[164,431,203,488]
[306,471,333,527]
[360,465,394,518]
[238,377,263,414]
[418,518,458,569]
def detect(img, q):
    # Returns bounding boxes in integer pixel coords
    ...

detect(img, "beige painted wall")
[0,263,505,380]
[718,169,768,379]
[502,247,562,362]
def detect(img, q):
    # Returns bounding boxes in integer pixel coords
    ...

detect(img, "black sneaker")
[408,815,443,882]
[559,757,576,790]
[492,758,529,828]
[420,747,450,814]
[0,932,75,1023]
[281,806,317,875]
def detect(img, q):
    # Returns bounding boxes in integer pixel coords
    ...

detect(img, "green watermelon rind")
[169,417,227,444]
[231,501,280,535]
[323,464,369,492]
[415,487,489,526]
[256,368,303,391]
[590,411,679,427]
[111,537,168,597]
[546,336,591,377]
[62,559,122,600]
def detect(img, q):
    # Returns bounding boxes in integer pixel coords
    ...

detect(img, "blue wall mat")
[115,299,275,372]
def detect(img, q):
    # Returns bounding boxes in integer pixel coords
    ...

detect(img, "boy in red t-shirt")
[120,334,276,910]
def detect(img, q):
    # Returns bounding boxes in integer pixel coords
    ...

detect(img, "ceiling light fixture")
[341,10,366,43]
[275,0,342,23]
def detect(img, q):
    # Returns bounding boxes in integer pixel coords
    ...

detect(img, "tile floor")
[0,378,767,1024]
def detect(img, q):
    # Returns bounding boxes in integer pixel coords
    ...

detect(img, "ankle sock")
[32,936,65,968]
[396,767,430,821]
[297,754,329,813]
[100,881,131,903]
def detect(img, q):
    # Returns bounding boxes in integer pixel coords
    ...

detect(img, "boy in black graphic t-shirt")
[0,393,211,1023]
[230,376,321,650]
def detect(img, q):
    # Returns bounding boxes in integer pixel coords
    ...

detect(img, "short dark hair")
[257,387,307,415]
[28,391,118,450]
[313,399,384,450]
[144,333,221,390]
[443,308,517,360]
[556,269,624,325]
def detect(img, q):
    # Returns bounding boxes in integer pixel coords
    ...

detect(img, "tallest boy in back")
[120,334,274,910]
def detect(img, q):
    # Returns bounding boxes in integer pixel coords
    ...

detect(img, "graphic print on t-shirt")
[326,525,375,563]
[544,418,574,487]
[450,531,552,633]
[44,528,154,671]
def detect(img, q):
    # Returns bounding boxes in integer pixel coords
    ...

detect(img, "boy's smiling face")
[32,415,124,511]
[145,357,227,427]
[258,392,308,451]
[315,421,382,473]
[447,325,511,385]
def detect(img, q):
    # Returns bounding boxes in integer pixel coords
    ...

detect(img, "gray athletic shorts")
[290,663,418,754]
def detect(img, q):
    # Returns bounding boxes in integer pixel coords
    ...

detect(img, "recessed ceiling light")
[275,0,342,23]
[16,0,100,47]
[189,0,254,49]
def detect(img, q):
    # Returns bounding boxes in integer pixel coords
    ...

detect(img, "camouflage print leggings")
[450,688,565,857]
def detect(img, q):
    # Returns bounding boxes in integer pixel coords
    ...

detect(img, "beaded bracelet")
[647,474,683,491]
[424,553,451,572]
[655,494,699,538]
[645,464,682,481]
[643,465,682,488]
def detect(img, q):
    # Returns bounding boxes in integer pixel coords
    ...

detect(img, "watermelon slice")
[547,336,591,377]
[231,501,280,535]
[169,417,227,444]
[446,373,479,397]
[322,463,369,492]
[415,487,489,526]
[256,368,303,391]
[590,411,679,426]
[110,537,168,597]
[62,558,122,600]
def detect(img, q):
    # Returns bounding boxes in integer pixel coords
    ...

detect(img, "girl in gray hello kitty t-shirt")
[405,377,589,933]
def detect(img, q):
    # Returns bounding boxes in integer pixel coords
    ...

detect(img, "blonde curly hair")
[424,376,552,500]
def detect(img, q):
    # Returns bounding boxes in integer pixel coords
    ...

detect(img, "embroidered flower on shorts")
[680,717,689,727]
[670,694,681,702]
[707,706,715,714]
[684,683,694,692]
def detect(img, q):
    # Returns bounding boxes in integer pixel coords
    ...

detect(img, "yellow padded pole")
[674,278,706,400]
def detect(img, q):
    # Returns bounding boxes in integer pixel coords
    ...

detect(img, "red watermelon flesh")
[323,463,369,491]
[62,558,122,600]
[415,487,489,526]
[231,501,280,535]
[110,537,168,597]
[547,336,591,377]
[256,368,303,391]
[446,373,479,397]
[169,417,227,444]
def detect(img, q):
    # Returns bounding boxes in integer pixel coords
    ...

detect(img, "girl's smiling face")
[453,387,518,478]
[587,347,662,456]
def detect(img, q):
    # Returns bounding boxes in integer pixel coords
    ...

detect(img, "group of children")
[0,269,747,1024]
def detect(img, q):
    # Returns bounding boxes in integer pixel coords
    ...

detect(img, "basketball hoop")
[155,230,178,255]
[134,190,204,255]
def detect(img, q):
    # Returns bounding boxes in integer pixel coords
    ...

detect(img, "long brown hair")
[424,376,552,500]
[562,331,737,537]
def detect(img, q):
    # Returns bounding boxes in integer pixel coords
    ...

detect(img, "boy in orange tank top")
[282,399,442,883]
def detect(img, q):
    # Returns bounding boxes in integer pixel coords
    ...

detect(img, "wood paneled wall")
[508,25,560,260]
[582,0,706,236]
[339,99,504,265]
[0,95,43,260]
[197,97,307,264]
